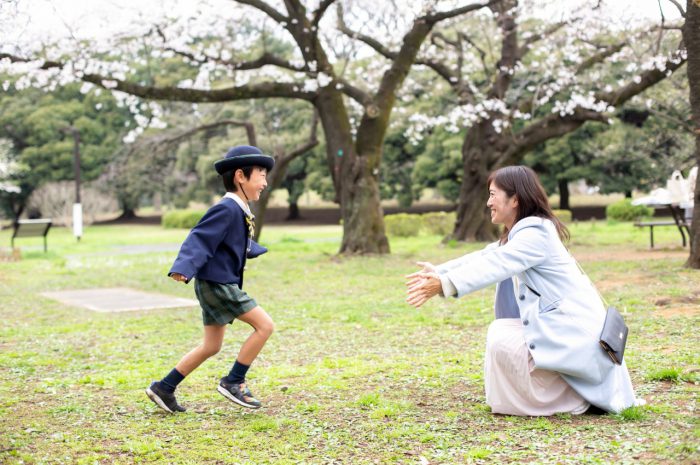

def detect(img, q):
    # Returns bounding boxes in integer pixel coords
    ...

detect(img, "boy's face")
[236,166,268,201]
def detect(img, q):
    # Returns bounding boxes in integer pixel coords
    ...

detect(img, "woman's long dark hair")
[487,166,569,244]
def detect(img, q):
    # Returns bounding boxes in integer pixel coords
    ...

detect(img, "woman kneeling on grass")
[406,166,644,416]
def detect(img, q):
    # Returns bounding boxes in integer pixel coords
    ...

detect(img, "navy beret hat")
[214,145,275,175]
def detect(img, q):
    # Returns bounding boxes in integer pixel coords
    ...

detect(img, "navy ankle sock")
[160,368,185,393]
[224,360,250,384]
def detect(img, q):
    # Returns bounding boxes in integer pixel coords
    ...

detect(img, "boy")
[146,145,275,413]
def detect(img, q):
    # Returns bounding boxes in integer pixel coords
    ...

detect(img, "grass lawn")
[0,221,698,464]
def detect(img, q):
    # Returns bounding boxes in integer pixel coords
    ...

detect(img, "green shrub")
[552,209,572,223]
[421,211,456,236]
[162,210,206,229]
[605,199,653,221]
[384,213,421,237]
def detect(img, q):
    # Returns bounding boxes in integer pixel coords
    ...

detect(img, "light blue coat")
[437,216,638,413]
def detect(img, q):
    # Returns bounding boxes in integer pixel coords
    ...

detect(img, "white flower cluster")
[551,92,613,116]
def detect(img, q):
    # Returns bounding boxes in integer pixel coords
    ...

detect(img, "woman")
[406,166,641,415]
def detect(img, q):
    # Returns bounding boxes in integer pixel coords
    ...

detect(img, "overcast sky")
[2,0,686,48]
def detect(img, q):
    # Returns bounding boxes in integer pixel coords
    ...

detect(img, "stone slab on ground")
[41,288,198,313]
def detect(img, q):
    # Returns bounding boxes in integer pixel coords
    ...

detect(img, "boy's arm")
[247,239,268,259]
[168,203,231,283]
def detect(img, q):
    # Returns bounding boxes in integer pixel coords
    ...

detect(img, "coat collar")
[224,192,254,218]
[507,216,549,241]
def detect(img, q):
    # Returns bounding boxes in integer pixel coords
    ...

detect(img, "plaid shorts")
[194,279,257,326]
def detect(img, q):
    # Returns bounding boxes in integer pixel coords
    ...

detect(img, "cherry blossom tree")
[0,0,497,254]
[388,0,688,240]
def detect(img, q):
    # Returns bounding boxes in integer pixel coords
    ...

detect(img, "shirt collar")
[224,192,254,218]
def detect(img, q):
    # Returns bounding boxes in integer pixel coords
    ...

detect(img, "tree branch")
[506,108,608,161]
[278,110,319,165]
[424,0,501,24]
[234,0,288,23]
[161,120,258,147]
[335,78,372,106]
[517,21,570,60]
[575,41,627,74]
[665,0,687,18]
[596,48,687,106]
[165,47,307,72]
[312,0,337,28]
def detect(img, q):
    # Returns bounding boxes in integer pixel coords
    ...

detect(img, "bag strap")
[573,258,610,308]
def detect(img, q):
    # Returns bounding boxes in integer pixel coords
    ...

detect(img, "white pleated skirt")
[485,318,590,416]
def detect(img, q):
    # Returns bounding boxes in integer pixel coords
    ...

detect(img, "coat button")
[523,319,529,326]
[519,294,525,300]
[529,343,535,350]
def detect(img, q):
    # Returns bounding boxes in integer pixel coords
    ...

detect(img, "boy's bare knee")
[258,320,275,338]
[201,343,222,358]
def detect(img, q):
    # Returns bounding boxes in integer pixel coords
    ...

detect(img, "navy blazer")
[169,197,265,286]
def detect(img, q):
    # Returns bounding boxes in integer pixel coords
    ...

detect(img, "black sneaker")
[217,379,262,409]
[145,381,187,413]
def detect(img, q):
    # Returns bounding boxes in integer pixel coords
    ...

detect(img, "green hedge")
[384,211,456,237]
[552,209,572,223]
[162,210,206,229]
[605,199,654,221]
[420,211,456,236]
[384,213,418,237]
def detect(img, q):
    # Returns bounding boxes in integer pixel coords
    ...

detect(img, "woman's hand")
[405,271,442,308]
[405,261,436,288]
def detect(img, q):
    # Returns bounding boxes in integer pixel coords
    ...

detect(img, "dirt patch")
[596,275,649,293]
[655,305,700,319]
[575,248,688,262]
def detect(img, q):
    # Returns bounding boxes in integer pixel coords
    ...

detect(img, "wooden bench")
[634,219,688,248]
[11,219,53,252]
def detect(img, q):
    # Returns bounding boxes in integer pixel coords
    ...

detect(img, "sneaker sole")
[145,388,174,414]
[217,385,261,409]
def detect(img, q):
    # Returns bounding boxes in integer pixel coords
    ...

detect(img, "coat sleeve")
[436,240,500,275]
[443,225,550,298]
[168,203,231,282]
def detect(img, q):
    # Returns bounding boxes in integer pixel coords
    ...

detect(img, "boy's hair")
[222,166,262,192]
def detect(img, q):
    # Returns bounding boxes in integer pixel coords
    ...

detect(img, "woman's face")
[487,182,518,228]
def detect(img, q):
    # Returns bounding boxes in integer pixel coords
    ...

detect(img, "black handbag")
[599,306,628,365]
[574,261,629,365]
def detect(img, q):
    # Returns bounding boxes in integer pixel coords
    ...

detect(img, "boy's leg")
[234,306,274,366]
[176,324,227,375]
[146,325,226,414]
[218,306,273,409]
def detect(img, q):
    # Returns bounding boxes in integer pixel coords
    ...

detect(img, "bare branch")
[664,0,687,18]
[424,0,501,24]
[234,0,288,23]
[278,110,319,165]
[335,78,373,106]
[312,0,337,28]
[337,6,395,60]
[158,120,258,147]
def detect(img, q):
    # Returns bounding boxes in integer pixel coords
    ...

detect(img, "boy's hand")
[170,273,188,283]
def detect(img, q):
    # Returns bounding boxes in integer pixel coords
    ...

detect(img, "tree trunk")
[315,89,390,254]
[684,0,700,268]
[287,202,300,220]
[558,179,570,210]
[451,124,501,241]
[117,207,137,220]
[252,153,292,241]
